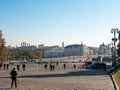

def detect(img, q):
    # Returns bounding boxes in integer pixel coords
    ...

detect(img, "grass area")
[114,69,120,89]
[113,61,120,89]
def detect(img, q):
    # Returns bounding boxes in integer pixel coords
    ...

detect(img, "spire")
[62,42,64,49]
[0,30,2,39]
[81,41,83,45]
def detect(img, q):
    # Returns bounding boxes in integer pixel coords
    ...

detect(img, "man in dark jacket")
[10,67,17,88]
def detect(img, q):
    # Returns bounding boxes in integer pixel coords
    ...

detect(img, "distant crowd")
[0,61,84,72]
[0,60,107,72]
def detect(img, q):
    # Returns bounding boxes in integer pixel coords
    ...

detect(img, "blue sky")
[0,0,120,47]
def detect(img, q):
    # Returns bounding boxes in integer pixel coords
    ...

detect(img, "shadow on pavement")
[18,70,107,78]
[0,88,11,90]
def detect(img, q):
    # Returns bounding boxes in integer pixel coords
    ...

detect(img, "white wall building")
[64,43,90,56]
[43,46,64,57]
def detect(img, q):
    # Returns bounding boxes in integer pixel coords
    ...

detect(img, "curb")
[112,75,119,90]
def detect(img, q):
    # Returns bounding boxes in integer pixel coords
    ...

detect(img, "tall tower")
[62,42,64,50]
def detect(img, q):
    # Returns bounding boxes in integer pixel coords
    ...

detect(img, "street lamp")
[111,42,114,55]
[111,28,119,69]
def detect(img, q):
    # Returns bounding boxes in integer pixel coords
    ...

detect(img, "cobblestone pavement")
[0,64,115,90]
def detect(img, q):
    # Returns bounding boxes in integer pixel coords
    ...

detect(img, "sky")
[0,0,120,47]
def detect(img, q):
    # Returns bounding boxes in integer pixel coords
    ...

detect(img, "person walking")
[22,63,26,71]
[50,64,53,71]
[44,64,47,70]
[63,63,66,70]
[7,64,9,70]
[3,64,6,70]
[17,64,20,71]
[73,64,76,70]
[10,67,17,88]
[0,63,2,69]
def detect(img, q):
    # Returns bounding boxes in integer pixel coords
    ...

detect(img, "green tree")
[34,51,42,59]
[18,50,32,60]
[117,32,120,61]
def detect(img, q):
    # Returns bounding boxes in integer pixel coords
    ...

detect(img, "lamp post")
[111,42,114,55]
[111,28,119,69]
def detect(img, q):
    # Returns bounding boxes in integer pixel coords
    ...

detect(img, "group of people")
[0,63,9,70]
[44,64,56,71]
[16,63,26,71]
[0,62,26,88]
[9,62,78,88]
[4,63,9,70]
[0,62,26,71]
[43,63,77,71]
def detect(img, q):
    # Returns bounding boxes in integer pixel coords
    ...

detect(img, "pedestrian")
[17,64,20,71]
[63,63,66,70]
[7,64,9,70]
[56,61,59,66]
[50,64,52,71]
[0,63,2,69]
[22,63,26,71]
[44,64,47,70]
[10,67,17,88]
[3,64,6,70]
[73,64,76,70]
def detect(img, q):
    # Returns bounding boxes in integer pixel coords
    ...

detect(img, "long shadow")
[0,88,10,90]
[18,70,107,78]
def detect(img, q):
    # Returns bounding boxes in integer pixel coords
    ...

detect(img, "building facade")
[98,43,111,55]
[43,46,64,58]
[64,43,90,56]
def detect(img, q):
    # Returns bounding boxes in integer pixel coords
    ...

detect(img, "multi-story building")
[89,47,99,55]
[16,42,37,51]
[64,43,90,56]
[38,44,44,49]
[98,43,111,55]
[43,46,64,58]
